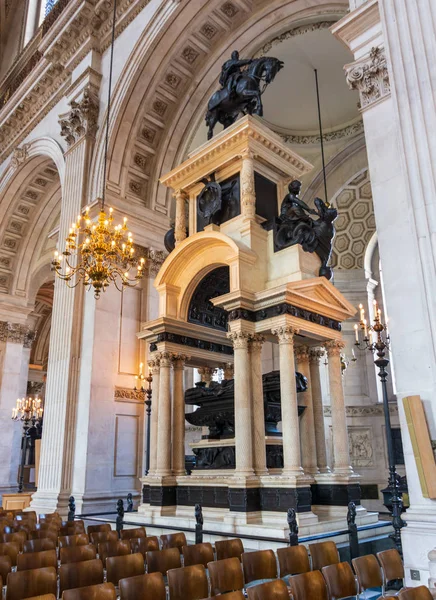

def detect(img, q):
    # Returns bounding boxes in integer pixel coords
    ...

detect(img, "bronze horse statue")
[205,55,284,139]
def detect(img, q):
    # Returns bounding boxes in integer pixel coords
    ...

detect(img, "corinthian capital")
[272,326,299,344]
[59,87,99,147]
[345,46,390,110]
[324,340,346,356]
[309,347,325,365]
[227,331,251,349]
[295,345,310,363]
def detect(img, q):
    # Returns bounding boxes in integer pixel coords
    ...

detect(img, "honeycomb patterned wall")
[330,169,376,269]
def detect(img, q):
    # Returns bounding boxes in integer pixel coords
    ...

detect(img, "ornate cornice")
[59,87,99,146]
[150,333,233,356]
[324,404,399,417]
[255,20,340,56]
[345,47,391,110]
[280,120,364,146]
[0,321,36,346]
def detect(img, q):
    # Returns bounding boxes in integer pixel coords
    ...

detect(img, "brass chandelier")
[52,0,145,298]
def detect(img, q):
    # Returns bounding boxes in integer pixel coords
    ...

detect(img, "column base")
[312,472,362,507]
[29,490,71,516]
[142,475,177,508]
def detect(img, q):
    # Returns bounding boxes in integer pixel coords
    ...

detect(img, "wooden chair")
[377,549,405,587]
[87,524,112,535]
[89,531,118,546]
[60,544,97,564]
[60,521,85,536]
[288,570,329,600]
[246,579,290,600]
[277,545,311,579]
[241,549,277,587]
[25,596,57,600]
[0,541,20,565]
[146,547,181,576]
[309,541,340,571]
[352,554,383,597]
[183,542,214,567]
[216,538,244,561]
[119,572,166,600]
[38,514,61,525]
[97,540,131,566]
[160,532,187,553]
[24,538,57,554]
[62,583,117,600]
[17,549,58,572]
[59,533,90,548]
[120,527,146,540]
[205,594,245,600]
[106,552,145,585]
[167,564,209,600]
[59,558,104,595]
[6,566,57,600]
[0,531,27,550]
[208,557,244,595]
[0,555,12,585]
[129,535,159,559]
[322,562,359,600]
[399,587,433,600]
[29,530,58,543]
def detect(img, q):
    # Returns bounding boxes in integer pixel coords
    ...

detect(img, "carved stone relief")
[345,47,391,110]
[59,88,99,146]
[348,427,374,467]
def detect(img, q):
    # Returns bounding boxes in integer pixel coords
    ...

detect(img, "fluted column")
[295,346,318,475]
[227,331,254,477]
[309,349,329,473]
[148,357,160,476]
[172,354,187,476]
[174,190,188,246]
[249,335,267,476]
[31,85,99,513]
[156,352,172,477]
[325,341,353,474]
[240,149,256,220]
[272,327,302,476]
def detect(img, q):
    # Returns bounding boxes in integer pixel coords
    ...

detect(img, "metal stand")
[144,374,152,476]
[18,418,31,493]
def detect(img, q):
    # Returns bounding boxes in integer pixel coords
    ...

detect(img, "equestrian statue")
[205,50,284,139]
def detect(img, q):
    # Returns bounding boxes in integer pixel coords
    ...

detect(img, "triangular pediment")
[285,277,357,322]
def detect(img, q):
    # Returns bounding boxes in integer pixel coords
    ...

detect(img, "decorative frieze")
[0,321,36,346]
[59,88,99,146]
[114,387,145,402]
[345,47,391,110]
[324,404,399,417]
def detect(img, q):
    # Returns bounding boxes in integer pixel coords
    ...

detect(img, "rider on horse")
[219,50,255,99]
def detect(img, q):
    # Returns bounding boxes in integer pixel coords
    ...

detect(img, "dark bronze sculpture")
[206,51,284,139]
[197,173,223,225]
[276,180,337,280]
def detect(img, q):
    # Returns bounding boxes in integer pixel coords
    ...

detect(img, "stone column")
[309,348,329,473]
[249,335,267,476]
[227,331,254,477]
[197,366,215,386]
[31,84,99,513]
[174,190,187,246]
[223,362,234,380]
[240,149,256,220]
[172,354,187,476]
[295,346,318,475]
[272,327,302,476]
[325,341,353,474]
[156,352,172,477]
[148,357,160,476]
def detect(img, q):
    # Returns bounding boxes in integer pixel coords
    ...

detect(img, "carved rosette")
[324,340,346,356]
[11,144,29,169]
[309,347,325,365]
[0,321,36,346]
[295,345,310,363]
[345,47,391,109]
[271,326,299,344]
[227,330,251,349]
[240,149,256,219]
[59,87,99,147]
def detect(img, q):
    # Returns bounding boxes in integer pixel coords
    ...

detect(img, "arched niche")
[187,266,230,332]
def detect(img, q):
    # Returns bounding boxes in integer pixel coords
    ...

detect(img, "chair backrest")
[277,545,310,577]
[352,554,383,591]
[183,542,214,567]
[23,539,56,554]
[167,564,209,600]
[0,554,12,583]
[6,566,57,600]
[106,552,145,585]
[17,549,58,572]
[24,595,57,600]
[208,557,244,595]
[120,527,146,540]
[130,536,159,559]
[246,579,290,600]
[119,572,166,600]
[1,531,27,550]
[146,547,181,575]
[29,530,57,543]
[242,549,277,584]
[59,533,90,548]
[0,541,20,565]
[62,583,117,600]
[59,558,104,595]
[377,548,405,581]
[60,544,97,564]
[322,562,358,600]
[87,524,112,535]
[309,541,340,571]
[398,586,433,600]
[60,521,85,536]
[89,531,118,546]
[205,594,245,600]
[98,540,131,566]
[215,538,244,561]
[160,532,187,552]
[287,570,329,600]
